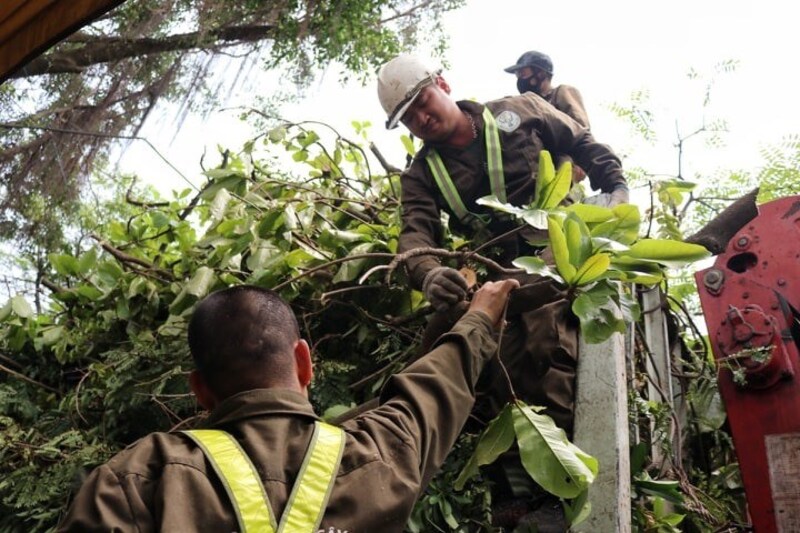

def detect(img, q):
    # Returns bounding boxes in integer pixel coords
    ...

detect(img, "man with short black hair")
[59,280,518,532]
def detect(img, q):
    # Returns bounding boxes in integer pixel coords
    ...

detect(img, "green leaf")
[590,204,641,245]
[332,242,375,283]
[512,256,564,283]
[548,215,576,284]
[564,203,615,223]
[620,239,711,268]
[512,401,597,498]
[476,195,523,217]
[571,253,611,286]
[10,295,33,319]
[400,134,416,156]
[76,248,98,275]
[519,208,548,229]
[634,478,685,505]
[534,150,556,208]
[541,159,573,209]
[563,489,591,526]
[49,254,80,276]
[210,188,232,222]
[564,214,592,268]
[572,286,627,344]
[185,266,215,298]
[455,405,515,490]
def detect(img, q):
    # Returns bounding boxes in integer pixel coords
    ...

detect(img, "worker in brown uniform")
[377,54,629,530]
[58,281,518,532]
[505,50,592,187]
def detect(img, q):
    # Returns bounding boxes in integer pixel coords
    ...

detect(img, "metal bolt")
[778,278,787,286]
[737,236,749,248]
[742,292,749,299]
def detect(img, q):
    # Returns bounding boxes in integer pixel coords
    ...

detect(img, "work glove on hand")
[583,186,629,208]
[422,266,469,312]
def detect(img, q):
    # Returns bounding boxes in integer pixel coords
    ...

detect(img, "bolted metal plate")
[766,433,800,532]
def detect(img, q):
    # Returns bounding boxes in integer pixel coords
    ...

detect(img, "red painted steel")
[695,195,800,532]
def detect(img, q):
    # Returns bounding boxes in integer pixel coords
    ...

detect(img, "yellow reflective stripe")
[482,107,507,203]
[183,430,276,533]
[279,422,345,533]
[426,149,471,222]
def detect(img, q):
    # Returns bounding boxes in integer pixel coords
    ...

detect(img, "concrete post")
[572,327,631,532]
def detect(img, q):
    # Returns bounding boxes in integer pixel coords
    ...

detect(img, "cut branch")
[685,187,759,255]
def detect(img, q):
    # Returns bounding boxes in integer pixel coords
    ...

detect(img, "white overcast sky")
[119,0,800,196]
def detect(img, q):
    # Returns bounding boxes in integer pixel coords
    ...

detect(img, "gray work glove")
[422,266,469,312]
[583,186,629,208]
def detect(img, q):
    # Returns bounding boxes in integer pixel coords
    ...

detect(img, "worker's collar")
[203,388,319,428]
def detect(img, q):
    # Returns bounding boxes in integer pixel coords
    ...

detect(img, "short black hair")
[188,285,301,398]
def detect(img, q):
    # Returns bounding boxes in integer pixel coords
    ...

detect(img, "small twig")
[493,299,516,401]
[369,142,403,174]
[272,253,395,291]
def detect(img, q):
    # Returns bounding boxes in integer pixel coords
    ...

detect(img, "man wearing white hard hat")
[377,53,630,531]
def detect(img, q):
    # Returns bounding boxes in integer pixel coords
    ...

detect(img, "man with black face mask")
[505,50,589,128]
[506,51,592,188]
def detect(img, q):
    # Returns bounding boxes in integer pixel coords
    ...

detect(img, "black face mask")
[516,76,539,95]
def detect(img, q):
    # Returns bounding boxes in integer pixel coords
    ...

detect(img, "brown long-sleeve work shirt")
[399,93,626,288]
[58,312,498,533]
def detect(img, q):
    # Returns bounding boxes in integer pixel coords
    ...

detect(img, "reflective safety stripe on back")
[425,107,507,228]
[279,422,345,533]
[184,421,345,533]
[183,429,275,533]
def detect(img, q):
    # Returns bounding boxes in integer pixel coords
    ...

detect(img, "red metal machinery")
[696,195,800,532]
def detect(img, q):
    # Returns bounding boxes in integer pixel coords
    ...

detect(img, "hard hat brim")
[385,75,435,129]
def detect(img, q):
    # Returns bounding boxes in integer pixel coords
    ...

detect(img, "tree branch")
[12,25,276,78]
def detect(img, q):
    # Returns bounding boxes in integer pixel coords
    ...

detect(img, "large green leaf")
[534,150,556,208]
[548,215,576,284]
[535,151,572,209]
[589,204,641,245]
[571,253,611,286]
[512,256,565,283]
[476,195,523,217]
[512,401,597,498]
[619,239,711,268]
[455,405,515,490]
[563,489,591,526]
[572,286,627,344]
[564,203,615,223]
[332,242,376,283]
[564,214,592,268]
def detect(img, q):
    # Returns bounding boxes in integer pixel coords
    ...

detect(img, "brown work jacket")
[58,312,498,533]
[542,84,590,129]
[399,93,626,289]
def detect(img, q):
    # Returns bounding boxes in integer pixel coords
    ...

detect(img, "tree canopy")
[0,0,463,248]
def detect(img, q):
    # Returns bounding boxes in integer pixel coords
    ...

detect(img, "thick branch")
[685,187,759,255]
[13,25,276,78]
[91,234,174,280]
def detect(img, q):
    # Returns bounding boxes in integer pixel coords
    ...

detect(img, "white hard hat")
[377,54,441,129]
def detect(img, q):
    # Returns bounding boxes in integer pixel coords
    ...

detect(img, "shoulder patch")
[494,110,520,132]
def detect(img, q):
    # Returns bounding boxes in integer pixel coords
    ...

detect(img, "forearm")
[375,311,498,486]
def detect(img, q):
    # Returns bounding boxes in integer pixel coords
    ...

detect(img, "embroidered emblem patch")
[495,110,521,132]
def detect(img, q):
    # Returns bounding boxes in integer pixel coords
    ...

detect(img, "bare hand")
[468,279,520,328]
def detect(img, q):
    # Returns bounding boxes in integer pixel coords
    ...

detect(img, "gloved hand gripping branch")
[422,267,469,312]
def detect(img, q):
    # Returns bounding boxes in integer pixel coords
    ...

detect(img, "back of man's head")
[188,285,300,399]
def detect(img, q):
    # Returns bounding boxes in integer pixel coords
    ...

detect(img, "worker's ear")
[189,370,218,411]
[294,339,313,392]
[435,75,451,95]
